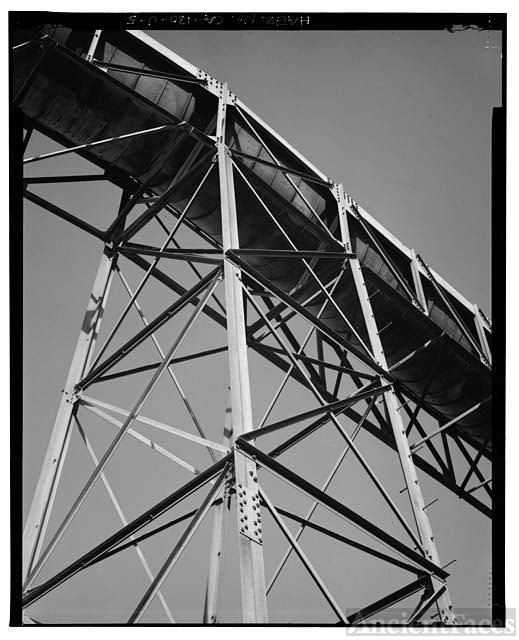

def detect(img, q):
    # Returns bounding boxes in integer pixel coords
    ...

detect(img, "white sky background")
[3,0,518,636]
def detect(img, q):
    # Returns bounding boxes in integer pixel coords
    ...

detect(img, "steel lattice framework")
[14,27,492,625]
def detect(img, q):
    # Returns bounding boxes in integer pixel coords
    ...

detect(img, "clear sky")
[21,25,500,623]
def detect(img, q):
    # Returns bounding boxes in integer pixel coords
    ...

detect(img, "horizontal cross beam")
[91,59,208,85]
[231,148,332,188]
[232,248,355,260]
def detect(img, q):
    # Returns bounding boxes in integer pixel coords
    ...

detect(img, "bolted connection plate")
[236,482,263,544]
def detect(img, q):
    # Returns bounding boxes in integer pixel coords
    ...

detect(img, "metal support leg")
[86,30,102,62]
[22,244,115,584]
[218,83,268,623]
[335,183,456,625]
[473,303,492,366]
[203,389,233,623]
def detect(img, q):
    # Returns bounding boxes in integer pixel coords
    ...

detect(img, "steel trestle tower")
[14,26,492,625]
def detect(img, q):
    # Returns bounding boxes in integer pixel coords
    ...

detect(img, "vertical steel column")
[335,184,456,625]
[203,389,233,623]
[473,303,492,366]
[22,244,115,583]
[217,84,268,623]
[410,248,429,316]
[86,30,102,62]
